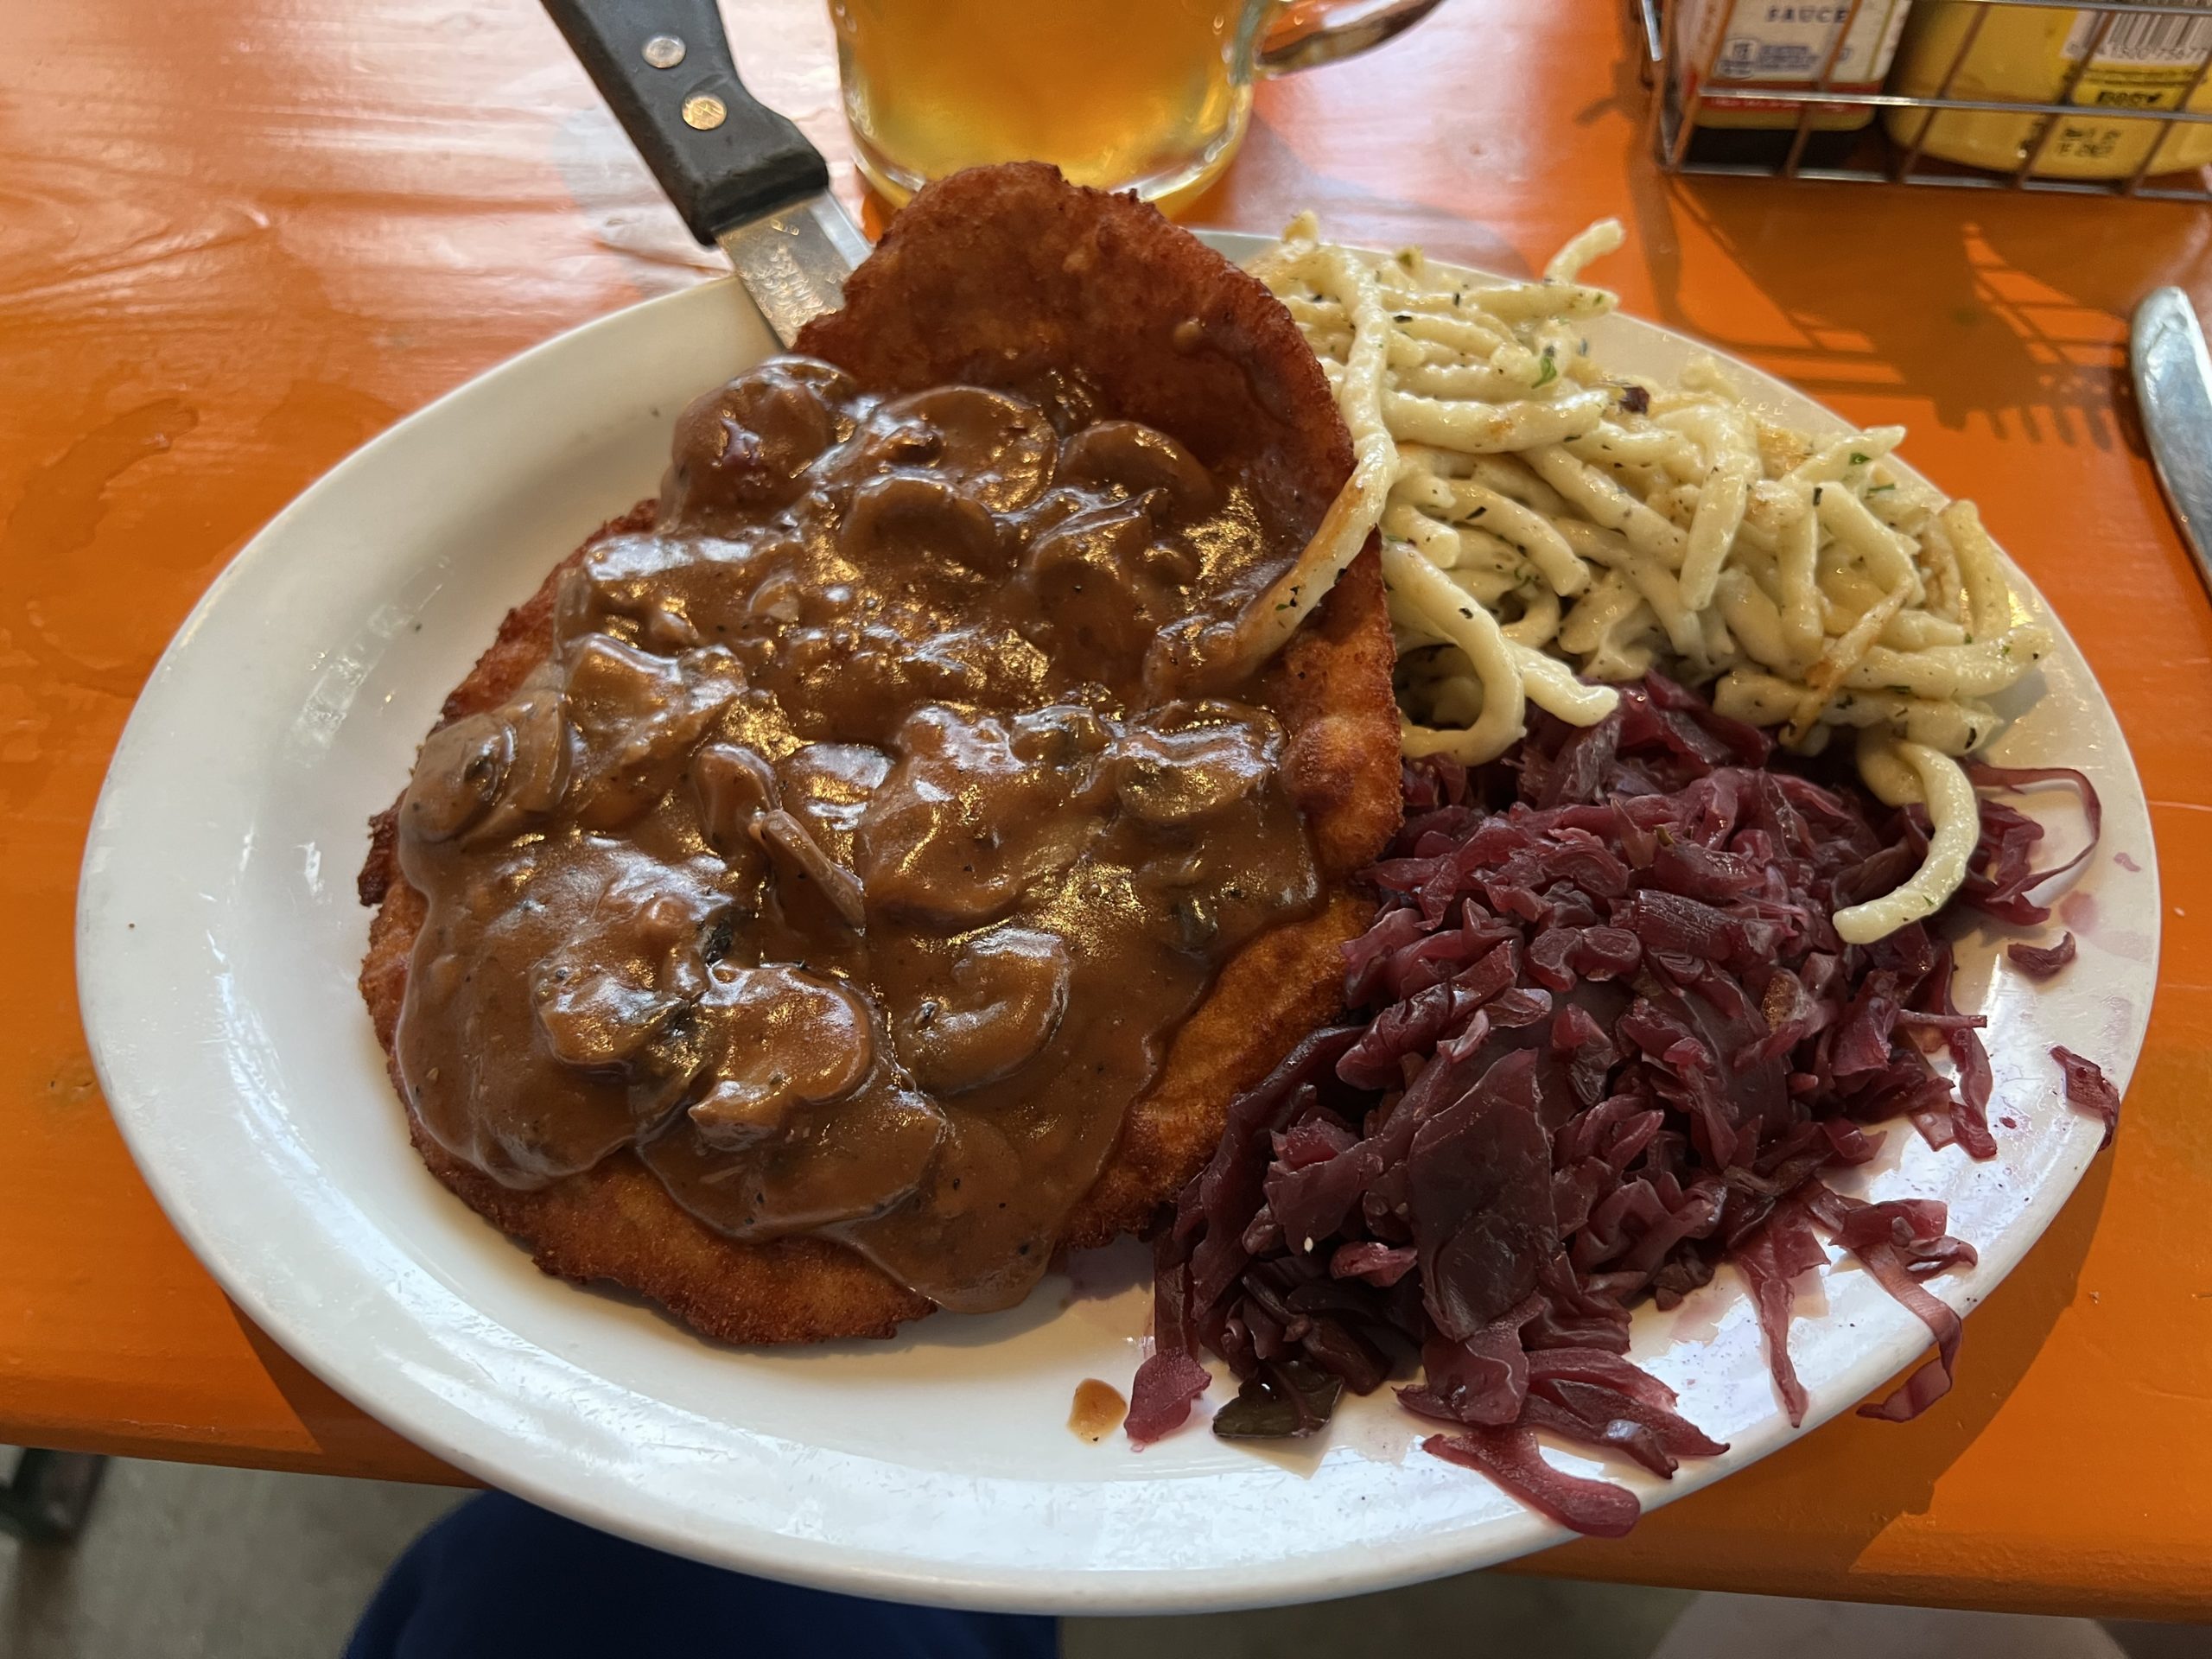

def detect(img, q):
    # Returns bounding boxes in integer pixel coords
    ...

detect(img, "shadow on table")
[1637,177,2168,456]
[227,1313,471,1486]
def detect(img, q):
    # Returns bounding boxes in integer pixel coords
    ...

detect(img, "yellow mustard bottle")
[1887,2,2212,178]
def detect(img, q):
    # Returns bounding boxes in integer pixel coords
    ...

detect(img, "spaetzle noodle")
[1250,217,2050,942]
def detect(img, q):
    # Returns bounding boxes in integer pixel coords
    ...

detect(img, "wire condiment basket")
[1643,0,2212,200]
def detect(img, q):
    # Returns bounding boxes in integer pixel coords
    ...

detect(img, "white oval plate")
[78,232,2158,1614]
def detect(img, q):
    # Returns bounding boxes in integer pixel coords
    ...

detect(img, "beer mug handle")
[1255,0,1449,75]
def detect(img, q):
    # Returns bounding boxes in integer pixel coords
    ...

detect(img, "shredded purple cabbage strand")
[1126,676,2115,1537]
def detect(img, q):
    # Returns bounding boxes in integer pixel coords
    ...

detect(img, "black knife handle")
[541,0,829,244]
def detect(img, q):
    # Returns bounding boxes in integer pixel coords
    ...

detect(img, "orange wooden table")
[3,0,2207,1621]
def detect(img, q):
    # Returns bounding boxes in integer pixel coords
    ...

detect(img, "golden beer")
[830,0,1268,211]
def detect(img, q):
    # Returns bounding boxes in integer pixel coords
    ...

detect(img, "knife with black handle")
[541,0,869,346]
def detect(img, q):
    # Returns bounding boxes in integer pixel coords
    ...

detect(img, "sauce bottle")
[1887,2,2212,178]
[1670,0,1918,166]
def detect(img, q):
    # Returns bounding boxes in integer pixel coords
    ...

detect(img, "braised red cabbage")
[2051,1046,2121,1147]
[1960,764,2101,926]
[2007,932,2076,980]
[1127,676,2110,1535]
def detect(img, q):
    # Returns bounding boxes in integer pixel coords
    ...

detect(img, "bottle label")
[1681,0,1915,111]
[2063,7,2212,68]
[2045,4,2212,164]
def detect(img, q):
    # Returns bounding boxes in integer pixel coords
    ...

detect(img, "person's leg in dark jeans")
[347,1491,1058,1659]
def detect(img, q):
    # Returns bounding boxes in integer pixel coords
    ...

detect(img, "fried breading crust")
[359,165,1398,1343]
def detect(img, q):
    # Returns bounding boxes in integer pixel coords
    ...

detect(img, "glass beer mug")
[828,0,1447,212]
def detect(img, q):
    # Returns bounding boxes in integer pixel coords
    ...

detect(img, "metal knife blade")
[716,192,873,348]
[2131,285,2212,596]
[542,0,867,347]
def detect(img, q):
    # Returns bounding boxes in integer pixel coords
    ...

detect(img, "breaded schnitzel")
[358,164,1398,1343]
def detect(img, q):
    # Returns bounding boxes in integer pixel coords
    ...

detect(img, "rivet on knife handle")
[541,0,829,243]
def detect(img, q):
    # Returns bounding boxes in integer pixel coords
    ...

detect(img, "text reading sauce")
[394,359,1321,1313]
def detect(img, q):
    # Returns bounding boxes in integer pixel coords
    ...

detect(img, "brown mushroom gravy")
[392,358,1326,1313]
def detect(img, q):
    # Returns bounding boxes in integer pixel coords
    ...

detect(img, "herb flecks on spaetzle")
[1250,214,2050,944]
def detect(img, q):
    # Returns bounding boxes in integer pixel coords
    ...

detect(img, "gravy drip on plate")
[391,359,1321,1313]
